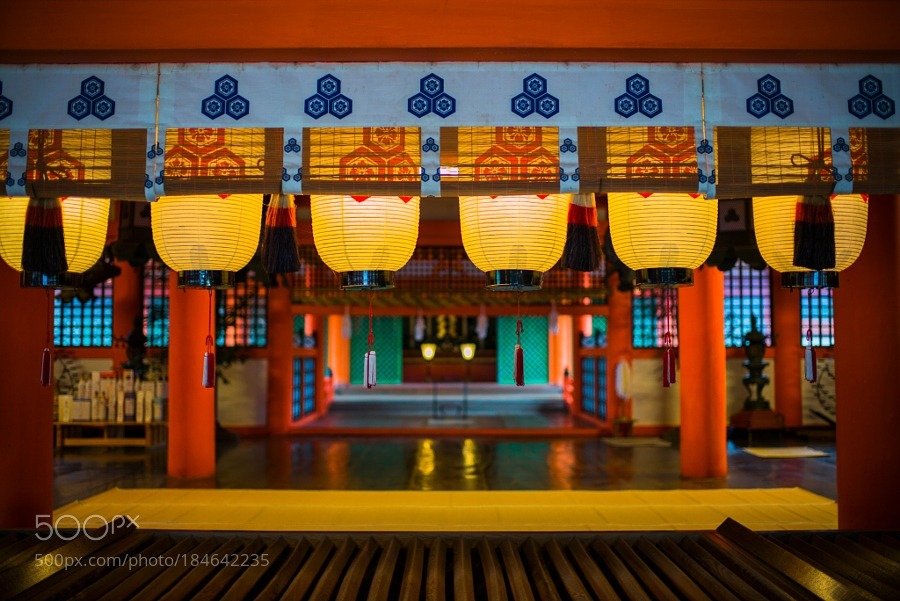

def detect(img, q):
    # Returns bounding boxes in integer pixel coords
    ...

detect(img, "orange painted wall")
[0,264,54,528]
[4,1,900,63]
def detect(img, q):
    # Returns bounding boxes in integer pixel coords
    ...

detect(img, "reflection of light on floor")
[462,439,477,483]
[412,439,436,490]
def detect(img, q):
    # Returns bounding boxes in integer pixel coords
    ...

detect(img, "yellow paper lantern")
[0,196,109,288]
[310,195,420,290]
[459,194,569,290]
[608,193,718,287]
[753,194,868,288]
[151,194,262,288]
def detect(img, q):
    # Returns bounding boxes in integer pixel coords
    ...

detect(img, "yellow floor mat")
[54,487,837,532]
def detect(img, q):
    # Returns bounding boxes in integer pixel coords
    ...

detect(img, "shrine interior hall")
[1,1,900,599]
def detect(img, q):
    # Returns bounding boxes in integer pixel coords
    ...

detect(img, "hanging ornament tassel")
[40,290,52,387]
[662,288,676,387]
[22,197,68,274]
[804,290,817,383]
[513,294,525,386]
[261,193,301,274]
[414,309,426,342]
[476,304,489,341]
[548,300,559,335]
[793,194,836,270]
[561,193,602,272]
[364,293,377,388]
[202,291,216,388]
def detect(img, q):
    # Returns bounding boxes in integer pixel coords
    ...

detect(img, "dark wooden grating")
[2,519,899,600]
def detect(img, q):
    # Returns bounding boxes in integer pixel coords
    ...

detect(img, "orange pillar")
[606,274,633,420]
[327,314,350,387]
[0,264,54,528]
[166,273,216,479]
[834,195,900,530]
[771,282,803,427]
[678,267,728,479]
[111,260,142,369]
[266,285,293,434]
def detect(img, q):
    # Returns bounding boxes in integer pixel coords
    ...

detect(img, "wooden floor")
[3,519,899,600]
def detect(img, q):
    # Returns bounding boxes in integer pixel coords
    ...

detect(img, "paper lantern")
[152,194,262,288]
[0,196,109,288]
[310,195,420,290]
[459,194,569,290]
[753,194,868,288]
[608,193,718,287]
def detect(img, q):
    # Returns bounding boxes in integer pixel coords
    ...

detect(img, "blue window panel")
[54,280,113,348]
[632,289,678,349]
[581,357,595,414]
[217,274,267,348]
[597,356,608,421]
[724,260,772,348]
[801,288,834,347]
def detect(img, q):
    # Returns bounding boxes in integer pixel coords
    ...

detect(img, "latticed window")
[580,357,608,420]
[143,258,170,347]
[54,281,113,347]
[632,289,678,349]
[801,288,834,347]
[216,274,267,347]
[723,261,772,348]
[580,315,608,348]
[292,357,317,420]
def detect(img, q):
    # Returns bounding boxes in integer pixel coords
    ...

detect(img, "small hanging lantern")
[459,194,569,291]
[753,194,868,382]
[151,194,262,289]
[0,196,110,288]
[608,192,717,387]
[752,194,868,289]
[310,195,420,290]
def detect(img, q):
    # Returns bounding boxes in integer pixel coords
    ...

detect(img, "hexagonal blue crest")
[67,96,91,120]
[874,95,896,120]
[746,94,770,118]
[317,75,341,98]
[329,94,352,119]
[91,95,116,120]
[432,93,456,118]
[770,94,794,119]
[638,94,662,118]
[511,93,535,117]
[420,74,444,98]
[201,95,225,119]
[214,75,239,99]
[614,93,638,118]
[408,93,431,117]
[0,96,11,120]
[848,95,872,119]
[225,95,250,119]
[626,74,650,98]
[523,74,547,99]
[757,75,781,98]
[859,75,883,99]
[305,95,328,119]
[536,94,560,118]
[80,76,105,100]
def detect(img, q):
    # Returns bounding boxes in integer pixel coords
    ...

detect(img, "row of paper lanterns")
[0,193,868,293]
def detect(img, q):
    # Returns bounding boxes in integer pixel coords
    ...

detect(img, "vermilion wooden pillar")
[605,274,633,420]
[771,283,803,427]
[266,285,293,435]
[678,267,728,479]
[0,263,54,528]
[166,272,216,479]
[834,195,900,530]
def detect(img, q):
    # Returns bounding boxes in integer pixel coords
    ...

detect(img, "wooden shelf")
[53,422,168,448]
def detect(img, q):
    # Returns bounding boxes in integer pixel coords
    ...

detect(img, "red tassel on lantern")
[202,344,216,389]
[663,345,676,388]
[40,347,52,387]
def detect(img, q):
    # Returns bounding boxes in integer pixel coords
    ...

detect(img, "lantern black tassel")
[793,195,836,270]
[562,193,601,272]
[22,197,68,274]
[261,193,301,274]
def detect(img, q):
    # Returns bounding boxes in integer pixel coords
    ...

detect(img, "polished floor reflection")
[54,434,836,508]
